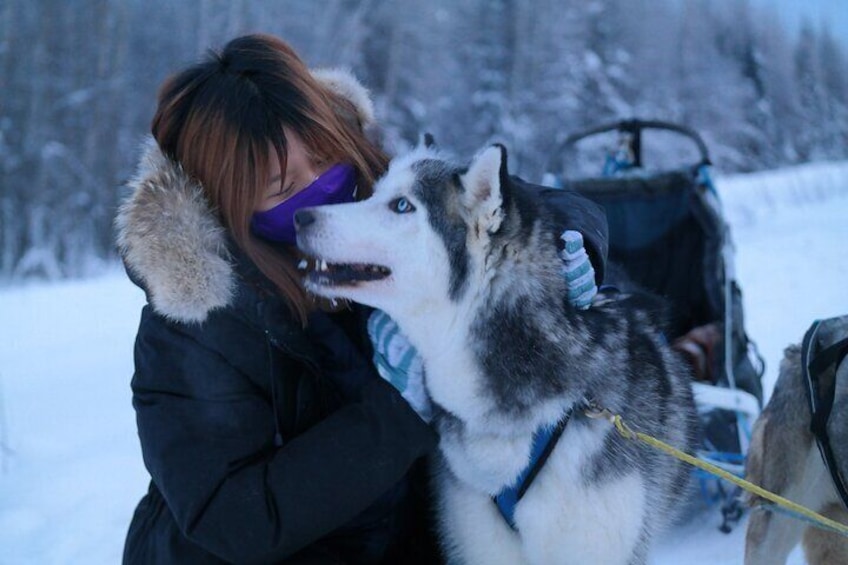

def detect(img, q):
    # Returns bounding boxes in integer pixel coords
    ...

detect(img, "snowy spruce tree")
[1,0,846,283]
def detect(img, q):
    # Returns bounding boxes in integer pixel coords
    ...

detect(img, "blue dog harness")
[493,409,574,530]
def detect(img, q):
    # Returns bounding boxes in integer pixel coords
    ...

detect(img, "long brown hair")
[151,34,388,323]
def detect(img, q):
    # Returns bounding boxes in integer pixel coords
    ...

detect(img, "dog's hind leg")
[801,503,848,565]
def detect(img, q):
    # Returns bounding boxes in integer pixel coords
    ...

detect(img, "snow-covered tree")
[1,0,846,284]
[817,25,848,159]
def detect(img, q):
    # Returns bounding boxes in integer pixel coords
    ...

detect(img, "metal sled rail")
[552,118,712,168]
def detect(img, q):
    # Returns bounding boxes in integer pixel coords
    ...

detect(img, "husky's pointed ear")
[460,144,508,234]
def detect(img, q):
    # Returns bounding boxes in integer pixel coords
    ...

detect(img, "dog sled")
[542,119,765,529]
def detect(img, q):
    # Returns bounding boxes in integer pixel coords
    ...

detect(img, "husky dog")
[295,142,698,564]
[745,318,848,565]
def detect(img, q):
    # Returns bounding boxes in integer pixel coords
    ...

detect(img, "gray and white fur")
[296,143,698,564]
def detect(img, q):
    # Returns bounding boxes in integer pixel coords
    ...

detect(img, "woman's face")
[256,128,330,212]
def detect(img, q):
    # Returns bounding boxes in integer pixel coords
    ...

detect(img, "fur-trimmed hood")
[115,68,375,324]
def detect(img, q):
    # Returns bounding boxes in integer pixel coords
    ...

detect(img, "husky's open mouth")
[298,258,391,287]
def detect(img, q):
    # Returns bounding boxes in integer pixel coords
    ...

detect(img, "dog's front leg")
[745,506,807,565]
[433,457,529,565]
[745,412,829,564]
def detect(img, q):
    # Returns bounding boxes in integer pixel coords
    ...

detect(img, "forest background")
[1,0,846,283]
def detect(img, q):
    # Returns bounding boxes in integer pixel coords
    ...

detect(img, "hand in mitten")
[560,230,597,310]
[367,309,433,423]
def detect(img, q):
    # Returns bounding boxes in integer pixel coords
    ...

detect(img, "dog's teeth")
[319,260,328,272]
[298,259,308,270]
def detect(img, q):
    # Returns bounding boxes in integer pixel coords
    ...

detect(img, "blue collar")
[493,409,573,530]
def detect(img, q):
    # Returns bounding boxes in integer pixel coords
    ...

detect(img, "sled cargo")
[544,119,765,528]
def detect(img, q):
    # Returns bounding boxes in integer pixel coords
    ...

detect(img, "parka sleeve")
[131,310,438,563]
[513,175,609,285]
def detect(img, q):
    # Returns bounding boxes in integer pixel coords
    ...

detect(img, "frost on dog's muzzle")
[297,257,391,287]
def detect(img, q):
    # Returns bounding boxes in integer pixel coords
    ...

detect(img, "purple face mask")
[251,163,358,245]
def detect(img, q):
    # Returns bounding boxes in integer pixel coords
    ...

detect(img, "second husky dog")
[745,316,848,565]
[295,142,698,564]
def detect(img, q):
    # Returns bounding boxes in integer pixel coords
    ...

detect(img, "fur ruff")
[115,68,376,324]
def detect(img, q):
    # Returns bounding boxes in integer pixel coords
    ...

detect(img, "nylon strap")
[801,320,848,511]
[493,409,573,530]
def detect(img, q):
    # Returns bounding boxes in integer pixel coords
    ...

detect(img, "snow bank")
[2,161,847,564]
[717,160,848,229]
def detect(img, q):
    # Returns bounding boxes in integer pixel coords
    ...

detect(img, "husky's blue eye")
[390,197,415,214]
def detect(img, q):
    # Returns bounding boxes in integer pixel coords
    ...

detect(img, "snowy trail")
[0,274,149,564]
[719,161,848,399]
[0,162,846,564]
[653,163,848,564]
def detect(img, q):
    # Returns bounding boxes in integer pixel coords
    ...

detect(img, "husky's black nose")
[294,209,315,230]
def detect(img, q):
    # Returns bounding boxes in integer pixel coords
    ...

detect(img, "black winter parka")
[118,141,440,564]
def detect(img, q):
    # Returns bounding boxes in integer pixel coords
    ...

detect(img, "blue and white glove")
[367,310,434,423]
[560,230,597,310]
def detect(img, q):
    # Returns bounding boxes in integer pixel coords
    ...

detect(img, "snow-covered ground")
[0,161,846,564]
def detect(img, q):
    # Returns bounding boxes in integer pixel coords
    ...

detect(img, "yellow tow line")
[585,405,848,538]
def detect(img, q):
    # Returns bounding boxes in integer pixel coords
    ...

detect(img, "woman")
[117,33,608,564]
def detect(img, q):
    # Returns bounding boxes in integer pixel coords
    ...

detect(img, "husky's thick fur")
[296,143,698,564]
[745,318,848,565]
